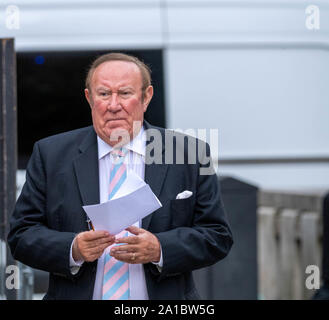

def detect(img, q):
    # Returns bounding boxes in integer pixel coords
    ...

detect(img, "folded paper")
[83,172,162,235]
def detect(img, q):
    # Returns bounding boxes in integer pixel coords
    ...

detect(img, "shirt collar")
[97,126,146,160]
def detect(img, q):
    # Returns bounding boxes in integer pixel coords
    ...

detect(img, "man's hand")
[72,230,115,262]
[110,226,161,264]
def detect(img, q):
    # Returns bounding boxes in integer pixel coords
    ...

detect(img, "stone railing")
[258,189,326,300]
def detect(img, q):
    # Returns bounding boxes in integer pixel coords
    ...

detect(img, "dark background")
[16,49,166,169]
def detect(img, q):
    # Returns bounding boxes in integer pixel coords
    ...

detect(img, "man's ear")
[84,88,93,108]
[143,85,154,112]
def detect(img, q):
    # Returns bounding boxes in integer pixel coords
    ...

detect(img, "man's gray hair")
[85,52,152,100]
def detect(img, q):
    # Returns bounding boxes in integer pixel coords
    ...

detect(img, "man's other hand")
[72,231,115,262]
[110,226,161,264]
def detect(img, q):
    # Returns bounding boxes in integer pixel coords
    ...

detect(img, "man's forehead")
[92,60,142,85]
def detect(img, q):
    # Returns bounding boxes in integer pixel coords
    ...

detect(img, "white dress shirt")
[69,127,162,300]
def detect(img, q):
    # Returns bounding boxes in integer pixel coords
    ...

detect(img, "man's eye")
[100,92,109,96]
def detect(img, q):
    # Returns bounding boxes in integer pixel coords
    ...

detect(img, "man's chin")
[106,127,132,146]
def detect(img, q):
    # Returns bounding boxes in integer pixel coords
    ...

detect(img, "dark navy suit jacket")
[8,121,233,300]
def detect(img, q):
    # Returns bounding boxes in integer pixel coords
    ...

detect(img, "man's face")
[85,60,153,146]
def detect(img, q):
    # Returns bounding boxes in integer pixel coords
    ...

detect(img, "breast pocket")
[170,197,194,228]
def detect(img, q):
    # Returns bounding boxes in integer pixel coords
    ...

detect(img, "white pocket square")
[176,190,193,200]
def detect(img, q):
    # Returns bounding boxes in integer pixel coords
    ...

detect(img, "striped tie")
[102,147,129,300]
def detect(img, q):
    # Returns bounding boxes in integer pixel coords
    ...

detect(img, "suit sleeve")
[7,142,78,279]
[154,142,233,280]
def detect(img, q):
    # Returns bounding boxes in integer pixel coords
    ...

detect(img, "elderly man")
[8,53,233,300]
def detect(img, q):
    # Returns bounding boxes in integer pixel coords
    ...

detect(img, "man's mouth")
[108,118,125,122]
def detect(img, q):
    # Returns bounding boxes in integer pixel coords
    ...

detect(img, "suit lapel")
[142,121,168,230]
[73,127,100,207]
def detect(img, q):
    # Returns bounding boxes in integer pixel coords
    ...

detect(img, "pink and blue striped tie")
[102,147,129,300]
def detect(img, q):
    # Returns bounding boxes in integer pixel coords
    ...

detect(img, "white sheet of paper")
[82,172,162,235]
[111,171,146,200]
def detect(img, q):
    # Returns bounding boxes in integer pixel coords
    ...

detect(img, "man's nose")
[107,93,122,112]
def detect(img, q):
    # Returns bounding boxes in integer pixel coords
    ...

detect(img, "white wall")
[0,0,164,50]
[165,49,329,158]
[164,1,329,190]
[1,0,329,190]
